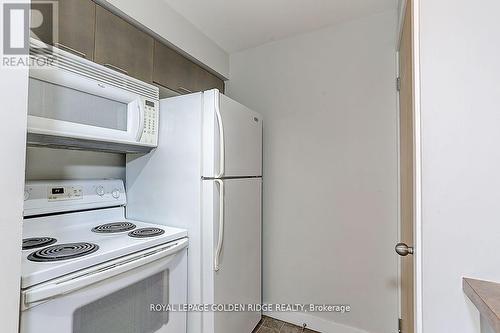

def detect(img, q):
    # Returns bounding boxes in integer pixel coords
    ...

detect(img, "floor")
[252,316,320,333]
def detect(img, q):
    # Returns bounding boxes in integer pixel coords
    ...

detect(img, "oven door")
[27,68,146,146]
[20,239,188,333]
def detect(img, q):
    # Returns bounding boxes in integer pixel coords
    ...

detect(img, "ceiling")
[161,0,397,54]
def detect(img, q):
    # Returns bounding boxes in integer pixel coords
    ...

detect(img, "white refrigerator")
[126,89,262,333]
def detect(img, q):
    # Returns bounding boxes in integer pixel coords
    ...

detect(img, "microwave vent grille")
[29,42,159,101]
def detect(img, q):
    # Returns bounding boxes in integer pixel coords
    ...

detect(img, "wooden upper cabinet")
[94,5,154,82]
[195,67,225,93]
[153,41,225,94]
[31,0,96,60]
[32,2,223,90]
[153,41,197,94]
[57,0,96,60]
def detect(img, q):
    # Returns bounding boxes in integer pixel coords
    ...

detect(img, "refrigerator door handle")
[214,179,225,271]
[214,92,225,178]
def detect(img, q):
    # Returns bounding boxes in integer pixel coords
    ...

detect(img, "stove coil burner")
[22,237,57,250]
[27,243,99,262]
[91,222,136,233]
[128,228,165,238]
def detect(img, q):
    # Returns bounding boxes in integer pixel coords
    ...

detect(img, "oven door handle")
[23,238,188,307]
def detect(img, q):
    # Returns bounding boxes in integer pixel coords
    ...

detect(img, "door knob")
[395,243,414,256]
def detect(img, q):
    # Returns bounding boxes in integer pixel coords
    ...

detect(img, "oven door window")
[72,271,169,333]
[28,78,128,131]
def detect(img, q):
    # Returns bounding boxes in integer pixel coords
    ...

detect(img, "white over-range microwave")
[27,39,159,153]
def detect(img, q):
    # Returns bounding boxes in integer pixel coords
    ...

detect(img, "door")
[194,67,225,94]
[27,73,145,145]
[397,2,415,333]
[201,178,262,333]
[153,41,225,95]
[21,246,187,333]
[94,5,154,82]
[31,0,96,60]
[56,0,96,60]
[202,90,263,178]
[153,41,198,94]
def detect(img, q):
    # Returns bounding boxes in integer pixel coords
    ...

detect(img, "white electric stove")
[21,179,188,333]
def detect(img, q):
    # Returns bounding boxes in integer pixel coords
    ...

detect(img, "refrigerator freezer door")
[203,90,263,178]
[202,178,262,333]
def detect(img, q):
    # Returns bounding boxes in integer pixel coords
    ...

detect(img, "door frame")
[396,0,422,332]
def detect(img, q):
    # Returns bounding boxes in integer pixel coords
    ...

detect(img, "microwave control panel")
[141,99,159,145]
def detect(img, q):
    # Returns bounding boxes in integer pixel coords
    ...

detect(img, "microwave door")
[27,74,145,145]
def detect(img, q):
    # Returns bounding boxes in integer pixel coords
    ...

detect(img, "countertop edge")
[463,277,500,333]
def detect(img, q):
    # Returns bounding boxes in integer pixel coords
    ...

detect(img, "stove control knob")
[24,191,30,201]
[112,189,120,199]
[96,186,105,196]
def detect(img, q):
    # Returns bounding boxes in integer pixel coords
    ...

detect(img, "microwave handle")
[136,100,145,141]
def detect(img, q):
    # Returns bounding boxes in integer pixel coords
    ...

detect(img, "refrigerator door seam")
[201,176,262,180]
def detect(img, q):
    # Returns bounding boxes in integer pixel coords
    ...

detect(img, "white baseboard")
[264,311,370,333]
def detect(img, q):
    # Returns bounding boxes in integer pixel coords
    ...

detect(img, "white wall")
[0,69,27,333]
[26,148,125,181]
[99,0,229,78]
[0,2,29,332]
[419,0,500,332]
[227,11,399,333]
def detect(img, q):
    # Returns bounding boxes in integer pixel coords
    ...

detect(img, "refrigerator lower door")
[202,178,262,333]
[202,89,263,178]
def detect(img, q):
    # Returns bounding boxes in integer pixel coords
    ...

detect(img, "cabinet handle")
[177,86,193,94]
[54,43,87,59]
[104,63,129,75]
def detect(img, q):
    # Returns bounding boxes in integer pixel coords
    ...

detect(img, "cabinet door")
[94,5,153,82]
[195,68,225,93]
[153,41,225,94]
[57,0,96,60]
[153,41,197,94]
[31,0,96,60]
